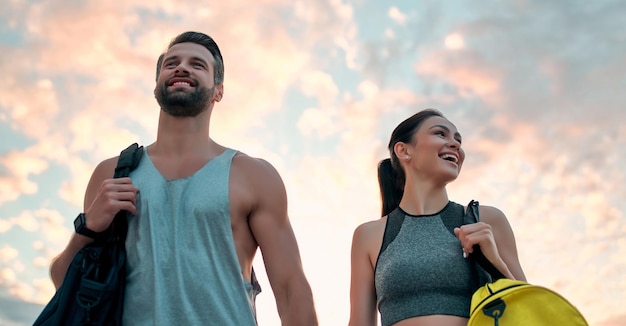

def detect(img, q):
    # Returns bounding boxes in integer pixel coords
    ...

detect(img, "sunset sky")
[1,0,625,325]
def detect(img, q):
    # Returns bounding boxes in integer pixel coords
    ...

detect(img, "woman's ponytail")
[378,158,404,217]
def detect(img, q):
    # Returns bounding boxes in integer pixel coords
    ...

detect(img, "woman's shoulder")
[476,204,510,227]
[353,216,387,241]
[351,217,387,258]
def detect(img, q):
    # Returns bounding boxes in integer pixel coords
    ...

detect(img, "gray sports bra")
[374,201,491,326]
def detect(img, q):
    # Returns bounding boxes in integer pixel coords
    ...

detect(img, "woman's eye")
[435,131,445,136]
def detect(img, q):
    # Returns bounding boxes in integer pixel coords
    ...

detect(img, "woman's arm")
[349,221,382,326]
[454,205,526,281]
[480,205,526,281]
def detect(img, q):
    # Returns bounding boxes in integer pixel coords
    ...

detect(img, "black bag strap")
[464,200,506,281]
[108,143,144,240]
[114,143,144,178]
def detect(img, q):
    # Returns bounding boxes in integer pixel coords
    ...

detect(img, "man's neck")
[151,109,219,157]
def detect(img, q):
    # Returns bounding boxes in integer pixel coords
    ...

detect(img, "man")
[50,31,318,325]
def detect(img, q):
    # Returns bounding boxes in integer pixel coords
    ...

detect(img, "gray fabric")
[375,201,485,326]
[123,147,258,325]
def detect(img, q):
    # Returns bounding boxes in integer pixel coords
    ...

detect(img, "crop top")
[374,201,490,326]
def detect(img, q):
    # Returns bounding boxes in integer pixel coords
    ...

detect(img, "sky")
[0,0,625,325]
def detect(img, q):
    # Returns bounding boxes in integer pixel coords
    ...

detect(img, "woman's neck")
[398,182,449,216]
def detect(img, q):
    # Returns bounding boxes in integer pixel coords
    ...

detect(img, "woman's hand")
[454,222,498,261]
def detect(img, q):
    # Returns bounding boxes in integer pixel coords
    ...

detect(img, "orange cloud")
[415,50,502,100]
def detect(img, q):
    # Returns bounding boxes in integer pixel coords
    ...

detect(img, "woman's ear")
[394,142,411,161]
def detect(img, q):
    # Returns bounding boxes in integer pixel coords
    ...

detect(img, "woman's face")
[403,116,465,182]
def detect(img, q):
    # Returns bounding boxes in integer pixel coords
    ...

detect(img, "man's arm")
[50,157,138,288]
[246,158,318,325]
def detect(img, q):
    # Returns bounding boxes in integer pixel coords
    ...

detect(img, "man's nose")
[175,62,190,74]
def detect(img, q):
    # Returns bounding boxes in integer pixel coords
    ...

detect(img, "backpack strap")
[109,143,144,240]
[114,143,144,178]
[464,200,506,281]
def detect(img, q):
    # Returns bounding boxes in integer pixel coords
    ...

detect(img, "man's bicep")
[249,171,304,284]
[252,190,298,251]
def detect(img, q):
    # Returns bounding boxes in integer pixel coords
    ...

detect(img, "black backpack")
[34,143,143,326]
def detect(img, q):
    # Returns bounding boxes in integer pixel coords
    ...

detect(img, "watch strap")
[74,213,106,240]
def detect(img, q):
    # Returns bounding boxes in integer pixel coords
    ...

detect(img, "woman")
[349,109,526,326]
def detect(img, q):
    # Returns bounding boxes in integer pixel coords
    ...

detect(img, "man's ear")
[213,84,224,103]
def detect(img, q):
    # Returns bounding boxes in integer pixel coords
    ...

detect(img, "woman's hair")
[378,109,444,216]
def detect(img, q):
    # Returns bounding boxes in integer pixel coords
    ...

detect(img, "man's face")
[154,42,221,117]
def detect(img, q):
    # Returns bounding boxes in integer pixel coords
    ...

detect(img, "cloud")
[415,49,502,98]
[0,209,69,261]
[0,75,60,140]
[297,108,338,139]
[0,150,48,205]
[444,33,465,50]
[298,70,340,105]
[10,212,38,233]
[0,246,19,263]
[388,7,407,26]
[597,314,626,326]
[293,0,358,68]
[0,294,43,326]
[33,209,71,249]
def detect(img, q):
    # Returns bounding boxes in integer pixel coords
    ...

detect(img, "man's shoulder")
[92,155,121,179]
[230,151,284,187]
[232,151,278,173]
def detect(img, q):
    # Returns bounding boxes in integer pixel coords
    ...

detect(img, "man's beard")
[155,82,214,117]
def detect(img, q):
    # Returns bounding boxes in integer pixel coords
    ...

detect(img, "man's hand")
[84,177,139,232]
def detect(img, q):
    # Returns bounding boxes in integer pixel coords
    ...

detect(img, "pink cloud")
[0,151,48,205]
[414,49,504,107]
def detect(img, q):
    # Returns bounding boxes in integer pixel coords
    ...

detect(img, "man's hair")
[161,31,224,85]
[156,53,164,82]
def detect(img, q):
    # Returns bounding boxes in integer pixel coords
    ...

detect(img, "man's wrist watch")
[73,213,106,240]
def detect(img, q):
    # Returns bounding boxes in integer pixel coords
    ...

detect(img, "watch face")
[74,213,84,231]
